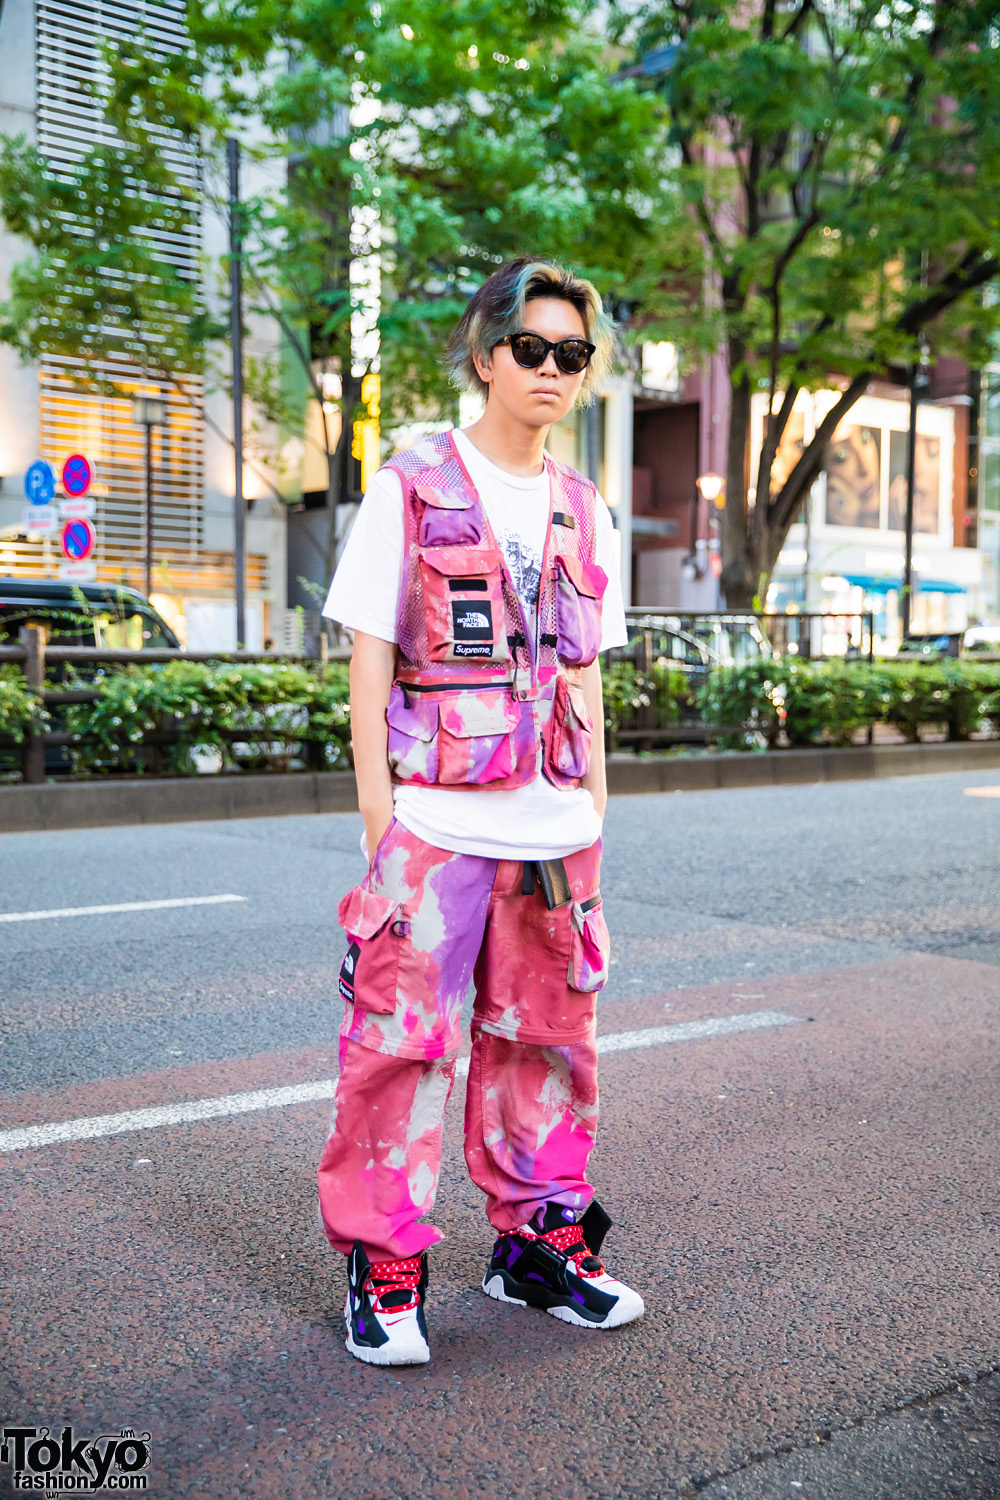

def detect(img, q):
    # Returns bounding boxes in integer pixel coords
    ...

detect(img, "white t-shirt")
[322,427,629,859]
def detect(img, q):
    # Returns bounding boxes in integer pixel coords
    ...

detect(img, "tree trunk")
[719,358,757,609]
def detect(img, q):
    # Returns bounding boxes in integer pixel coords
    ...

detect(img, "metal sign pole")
[902,347,932,643]
[145,421,154,599]
[228,137,246,651]
[901,364,918,642]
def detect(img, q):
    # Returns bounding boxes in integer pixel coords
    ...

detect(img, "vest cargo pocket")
[336,885,407,1016]
[386,686,440,784]
[545,673,594,786]
[554,554,608,667]
[419,546,510,664]
[567,894,610,993]
[437,688,521,785]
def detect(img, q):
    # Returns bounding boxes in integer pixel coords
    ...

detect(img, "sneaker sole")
[343,1304,430,1366]
[344,1330,430,1365]
[482,1272,644,1330]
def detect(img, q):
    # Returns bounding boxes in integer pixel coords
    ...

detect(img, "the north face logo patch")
[339,940,361,1002]
[452,599,493,657]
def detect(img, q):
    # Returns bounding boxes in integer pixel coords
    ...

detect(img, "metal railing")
[605,611,875,749]
[2,612,879,779]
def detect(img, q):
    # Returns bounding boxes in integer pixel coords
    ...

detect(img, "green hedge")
[7,656,1000,778]
[62,660,352,775]
[697,659,1000,748]
[601,657,692,735]
[0,665,49,743]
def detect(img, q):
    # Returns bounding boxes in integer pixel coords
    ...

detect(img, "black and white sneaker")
[482,1201,644,1330]
[344,1241,430,1366]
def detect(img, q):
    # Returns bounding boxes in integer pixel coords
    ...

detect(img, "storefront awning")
[841,574,966,595]
[915,579,967,594]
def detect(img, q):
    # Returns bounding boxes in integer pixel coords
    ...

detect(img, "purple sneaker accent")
[481,1202,644,1331]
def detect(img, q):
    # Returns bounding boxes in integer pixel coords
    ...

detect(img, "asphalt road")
[1,770,999,1498]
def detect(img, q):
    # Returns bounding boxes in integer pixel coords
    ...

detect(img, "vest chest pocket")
[554,554,608,667]
[337,886,408,1015]
[419,546,510,665]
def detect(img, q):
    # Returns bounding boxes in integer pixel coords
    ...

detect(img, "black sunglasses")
[494,331,596,376]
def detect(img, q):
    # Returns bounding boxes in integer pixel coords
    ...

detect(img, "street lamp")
[696,472,725,506]
[132,396,166,599]
[685,472,725,581]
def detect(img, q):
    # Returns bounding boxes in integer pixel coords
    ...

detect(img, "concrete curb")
[1,740,998,834]
[606,738,1000,795]
[0,770,359,834]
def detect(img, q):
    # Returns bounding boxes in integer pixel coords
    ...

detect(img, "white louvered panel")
[35,0,201,282]
[27,1,229,601]
[39,358,205,572]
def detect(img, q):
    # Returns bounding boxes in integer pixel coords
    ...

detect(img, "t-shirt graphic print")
[491,526,542,610]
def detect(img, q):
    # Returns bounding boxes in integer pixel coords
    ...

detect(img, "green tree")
[0,134,212,393]
[613,0,1000,607]
[102,0,671,580]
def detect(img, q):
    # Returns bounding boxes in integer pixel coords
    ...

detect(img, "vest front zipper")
[398,680,515,695]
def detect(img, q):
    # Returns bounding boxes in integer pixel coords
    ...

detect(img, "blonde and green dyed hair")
[446,257,615,406]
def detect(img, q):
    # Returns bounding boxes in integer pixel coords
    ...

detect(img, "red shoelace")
[366,1255,423,1314]
[522,1223,605,1280]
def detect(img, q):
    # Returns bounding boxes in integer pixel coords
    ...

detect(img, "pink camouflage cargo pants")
[317,818,611,1261]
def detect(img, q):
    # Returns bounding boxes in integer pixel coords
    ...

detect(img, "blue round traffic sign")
[60,518,96,562]
[62,453,93,497]
[24,460,56,506]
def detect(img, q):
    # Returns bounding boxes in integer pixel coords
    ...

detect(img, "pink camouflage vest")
[384,429,608,793]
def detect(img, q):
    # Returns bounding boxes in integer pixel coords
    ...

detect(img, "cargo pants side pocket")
[567,894,610,993]
[337,885,409,1016]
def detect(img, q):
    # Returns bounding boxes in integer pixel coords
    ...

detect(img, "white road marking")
[0,1082,336,1154]
[455,1008,801,1077]
[597,1009,799,1053]
[0,894,246,924]
[0,1009,802,1154]
[963,786,1000,799]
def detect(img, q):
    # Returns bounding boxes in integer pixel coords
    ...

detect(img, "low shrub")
[698,658,1000,747]
[602,657,691,741]
[63,660,352,775]
[695,661,785,748]
[0,665,48,743]
[10,652,1000,779]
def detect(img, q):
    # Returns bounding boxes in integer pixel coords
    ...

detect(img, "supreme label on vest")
[452,599,494,657]
[339,940,361,1002]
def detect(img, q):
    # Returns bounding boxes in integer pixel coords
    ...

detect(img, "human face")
[474,296,590,429]
[825,423,881,527]
[914,434,941,533]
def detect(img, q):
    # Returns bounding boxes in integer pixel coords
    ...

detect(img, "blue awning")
[841,574,966,596]
[916,579,967,595]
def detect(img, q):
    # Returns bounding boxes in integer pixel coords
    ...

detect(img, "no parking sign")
[62,454,93,497]
[60,518,96,561]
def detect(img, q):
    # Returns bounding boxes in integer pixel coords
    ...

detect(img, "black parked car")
[0,579,180,650]
[0,580,180,776]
